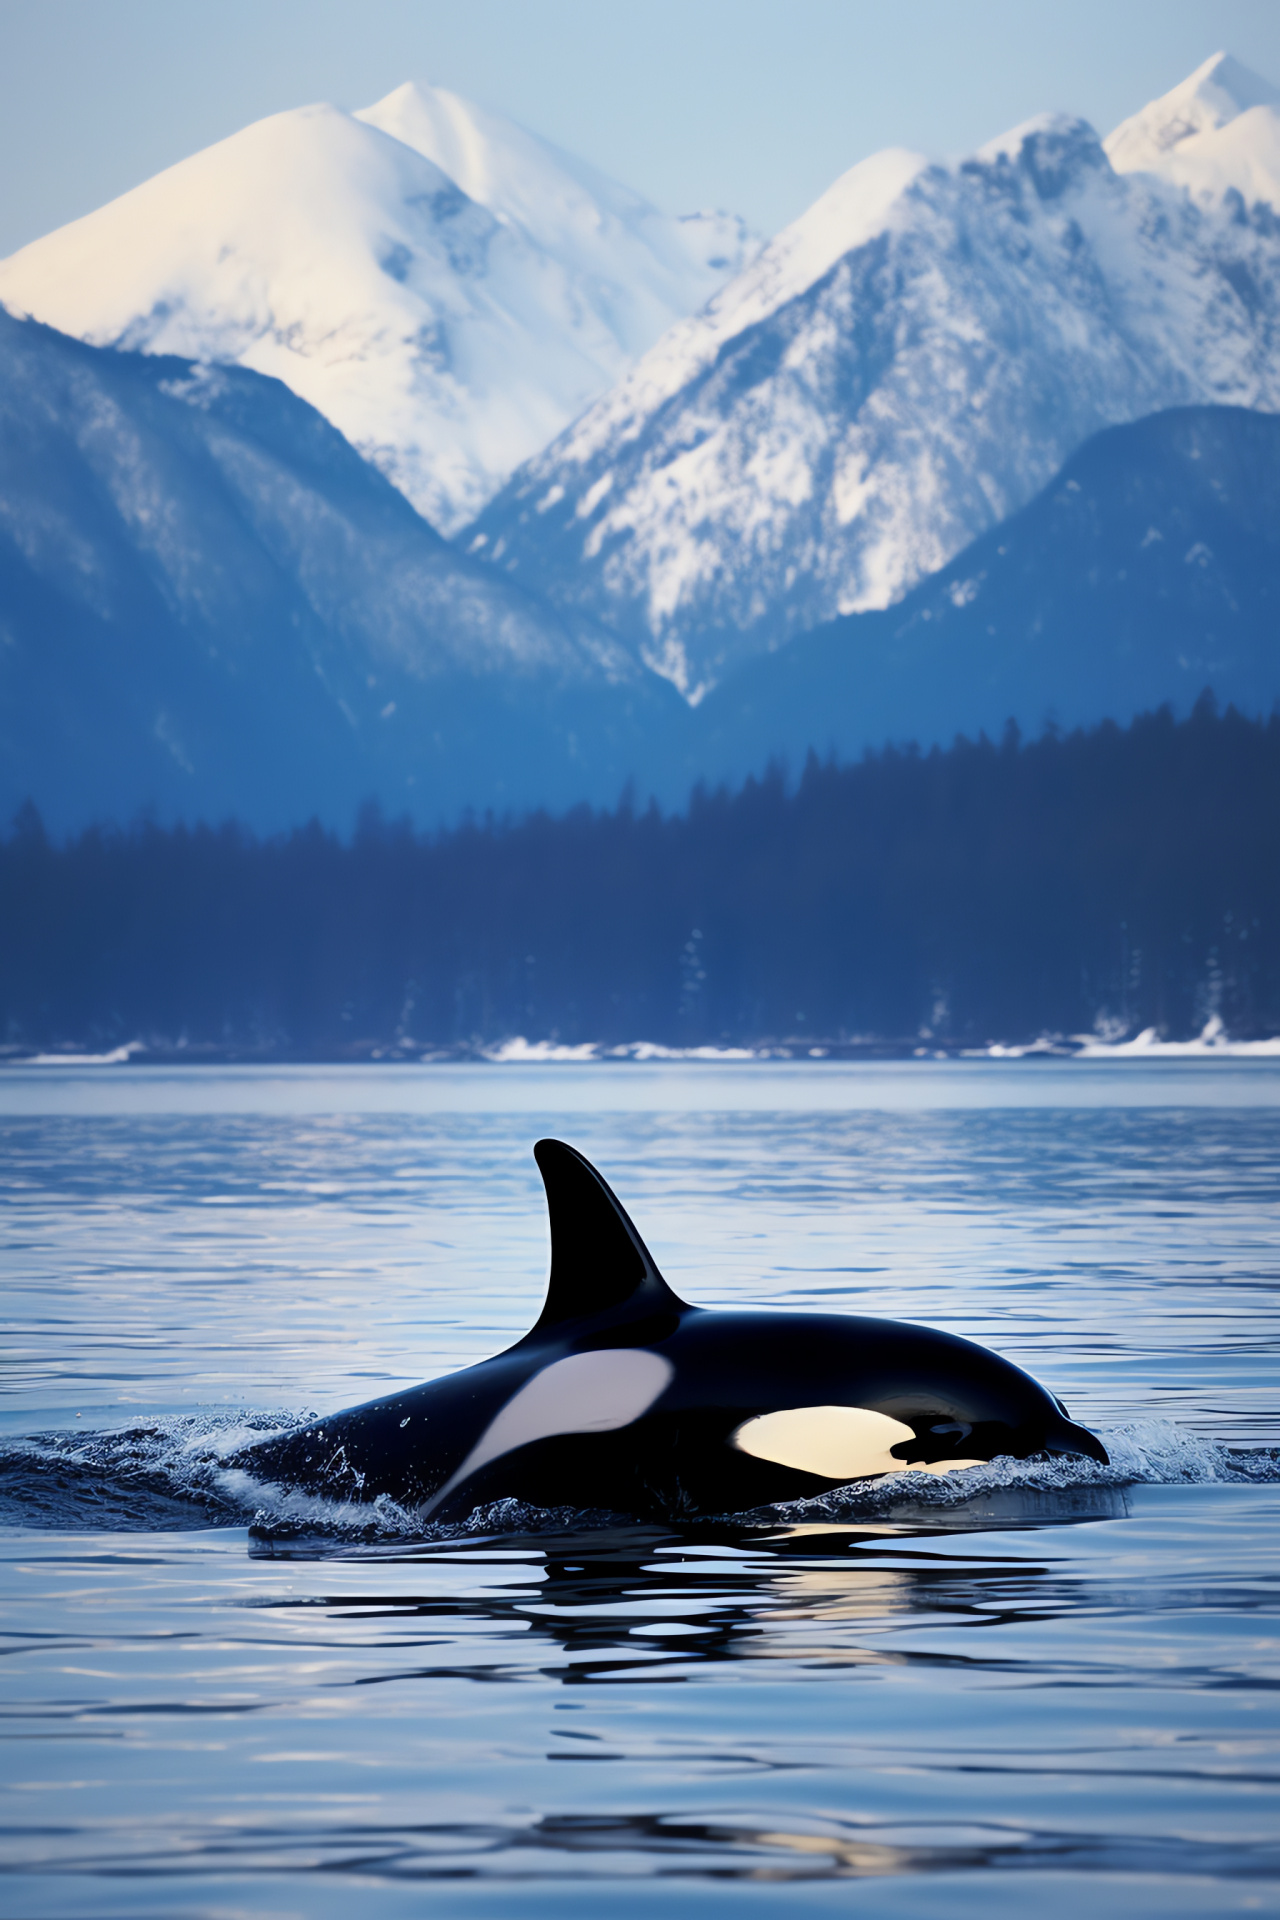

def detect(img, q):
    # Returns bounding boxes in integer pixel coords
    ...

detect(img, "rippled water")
[2,1061,1279,1917]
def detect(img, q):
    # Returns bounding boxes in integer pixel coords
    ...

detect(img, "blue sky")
[3,0,1280,256]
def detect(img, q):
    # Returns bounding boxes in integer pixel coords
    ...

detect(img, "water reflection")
[248,1493,1131,1687]
[116,1809,1260,1884]
[4,1491,1277,1903]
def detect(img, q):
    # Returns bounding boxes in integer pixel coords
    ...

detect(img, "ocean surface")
[1,1059,1278,1919]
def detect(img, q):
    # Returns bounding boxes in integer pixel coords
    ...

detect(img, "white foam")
[4,1412,1274,1542]
[743,1418,1278,1523]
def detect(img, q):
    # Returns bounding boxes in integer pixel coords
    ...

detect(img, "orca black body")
[237,1140,1108,1521]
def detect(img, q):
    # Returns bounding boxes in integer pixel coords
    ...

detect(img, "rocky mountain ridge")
[467,58,1280,698]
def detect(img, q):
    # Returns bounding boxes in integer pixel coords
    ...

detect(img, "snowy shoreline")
[7,1020,1280,1068]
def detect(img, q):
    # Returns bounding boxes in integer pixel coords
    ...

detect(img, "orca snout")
[1042,1414,1110,1466]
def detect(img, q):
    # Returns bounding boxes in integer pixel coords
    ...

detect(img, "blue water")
[2,1061,1279,1917]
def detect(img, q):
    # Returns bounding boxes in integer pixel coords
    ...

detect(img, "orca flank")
[235,1139,1109,1521]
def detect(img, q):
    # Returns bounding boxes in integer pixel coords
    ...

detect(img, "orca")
[236,1139,1109,1521]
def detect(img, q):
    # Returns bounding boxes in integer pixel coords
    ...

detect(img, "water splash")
[0,1410,309,1530]
[2,1412,1276,1540]
[744,1418,1280,1526]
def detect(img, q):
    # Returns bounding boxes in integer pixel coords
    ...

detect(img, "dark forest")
[2,699,1278,1055]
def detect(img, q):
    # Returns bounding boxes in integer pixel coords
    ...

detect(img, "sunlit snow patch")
[1074,1015,1280,1058]
[477,1036,764,1062]
[26,1041,146,1065]
[481,1036,602,1062]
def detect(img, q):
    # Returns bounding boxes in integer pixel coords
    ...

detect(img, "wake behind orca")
[236,1140,1109,1522]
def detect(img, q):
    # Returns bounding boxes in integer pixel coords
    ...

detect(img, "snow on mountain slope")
[1105,52,1280,207]
[468,84,1280,700]
[0,89,756,534]
[357,82,756,358]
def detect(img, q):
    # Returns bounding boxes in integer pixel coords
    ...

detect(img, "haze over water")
[2,1060,1278,1916]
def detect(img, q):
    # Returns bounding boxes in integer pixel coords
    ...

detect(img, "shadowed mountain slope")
[0,310,683,834]
[684,405,1280,787]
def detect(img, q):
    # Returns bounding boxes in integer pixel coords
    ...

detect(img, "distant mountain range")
[0,310,680,834]
[471,54,1280,698]
[0,83,757,533]
[0,54,1278,832]
[0,304,1274,832]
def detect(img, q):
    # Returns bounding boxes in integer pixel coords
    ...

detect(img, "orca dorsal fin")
[530,1139,688,1334]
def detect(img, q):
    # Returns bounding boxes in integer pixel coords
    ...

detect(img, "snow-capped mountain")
[356,83,755,354]
[1105,51,1280,207]
[468,61,1280,700]
[0,310,682,834]
[0,85,756,534]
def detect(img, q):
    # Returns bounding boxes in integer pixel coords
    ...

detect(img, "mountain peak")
[0,85,756,535]
[1181,50,1279,119]
[356,80,759,322]
[1105,52,1280,195]
[356,79,651,235]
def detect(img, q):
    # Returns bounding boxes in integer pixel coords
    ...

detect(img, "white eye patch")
[731,1405,984,1481]
[423,1347,673,1516]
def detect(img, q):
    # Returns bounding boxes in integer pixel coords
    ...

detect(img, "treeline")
[2,699,1278,1053]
